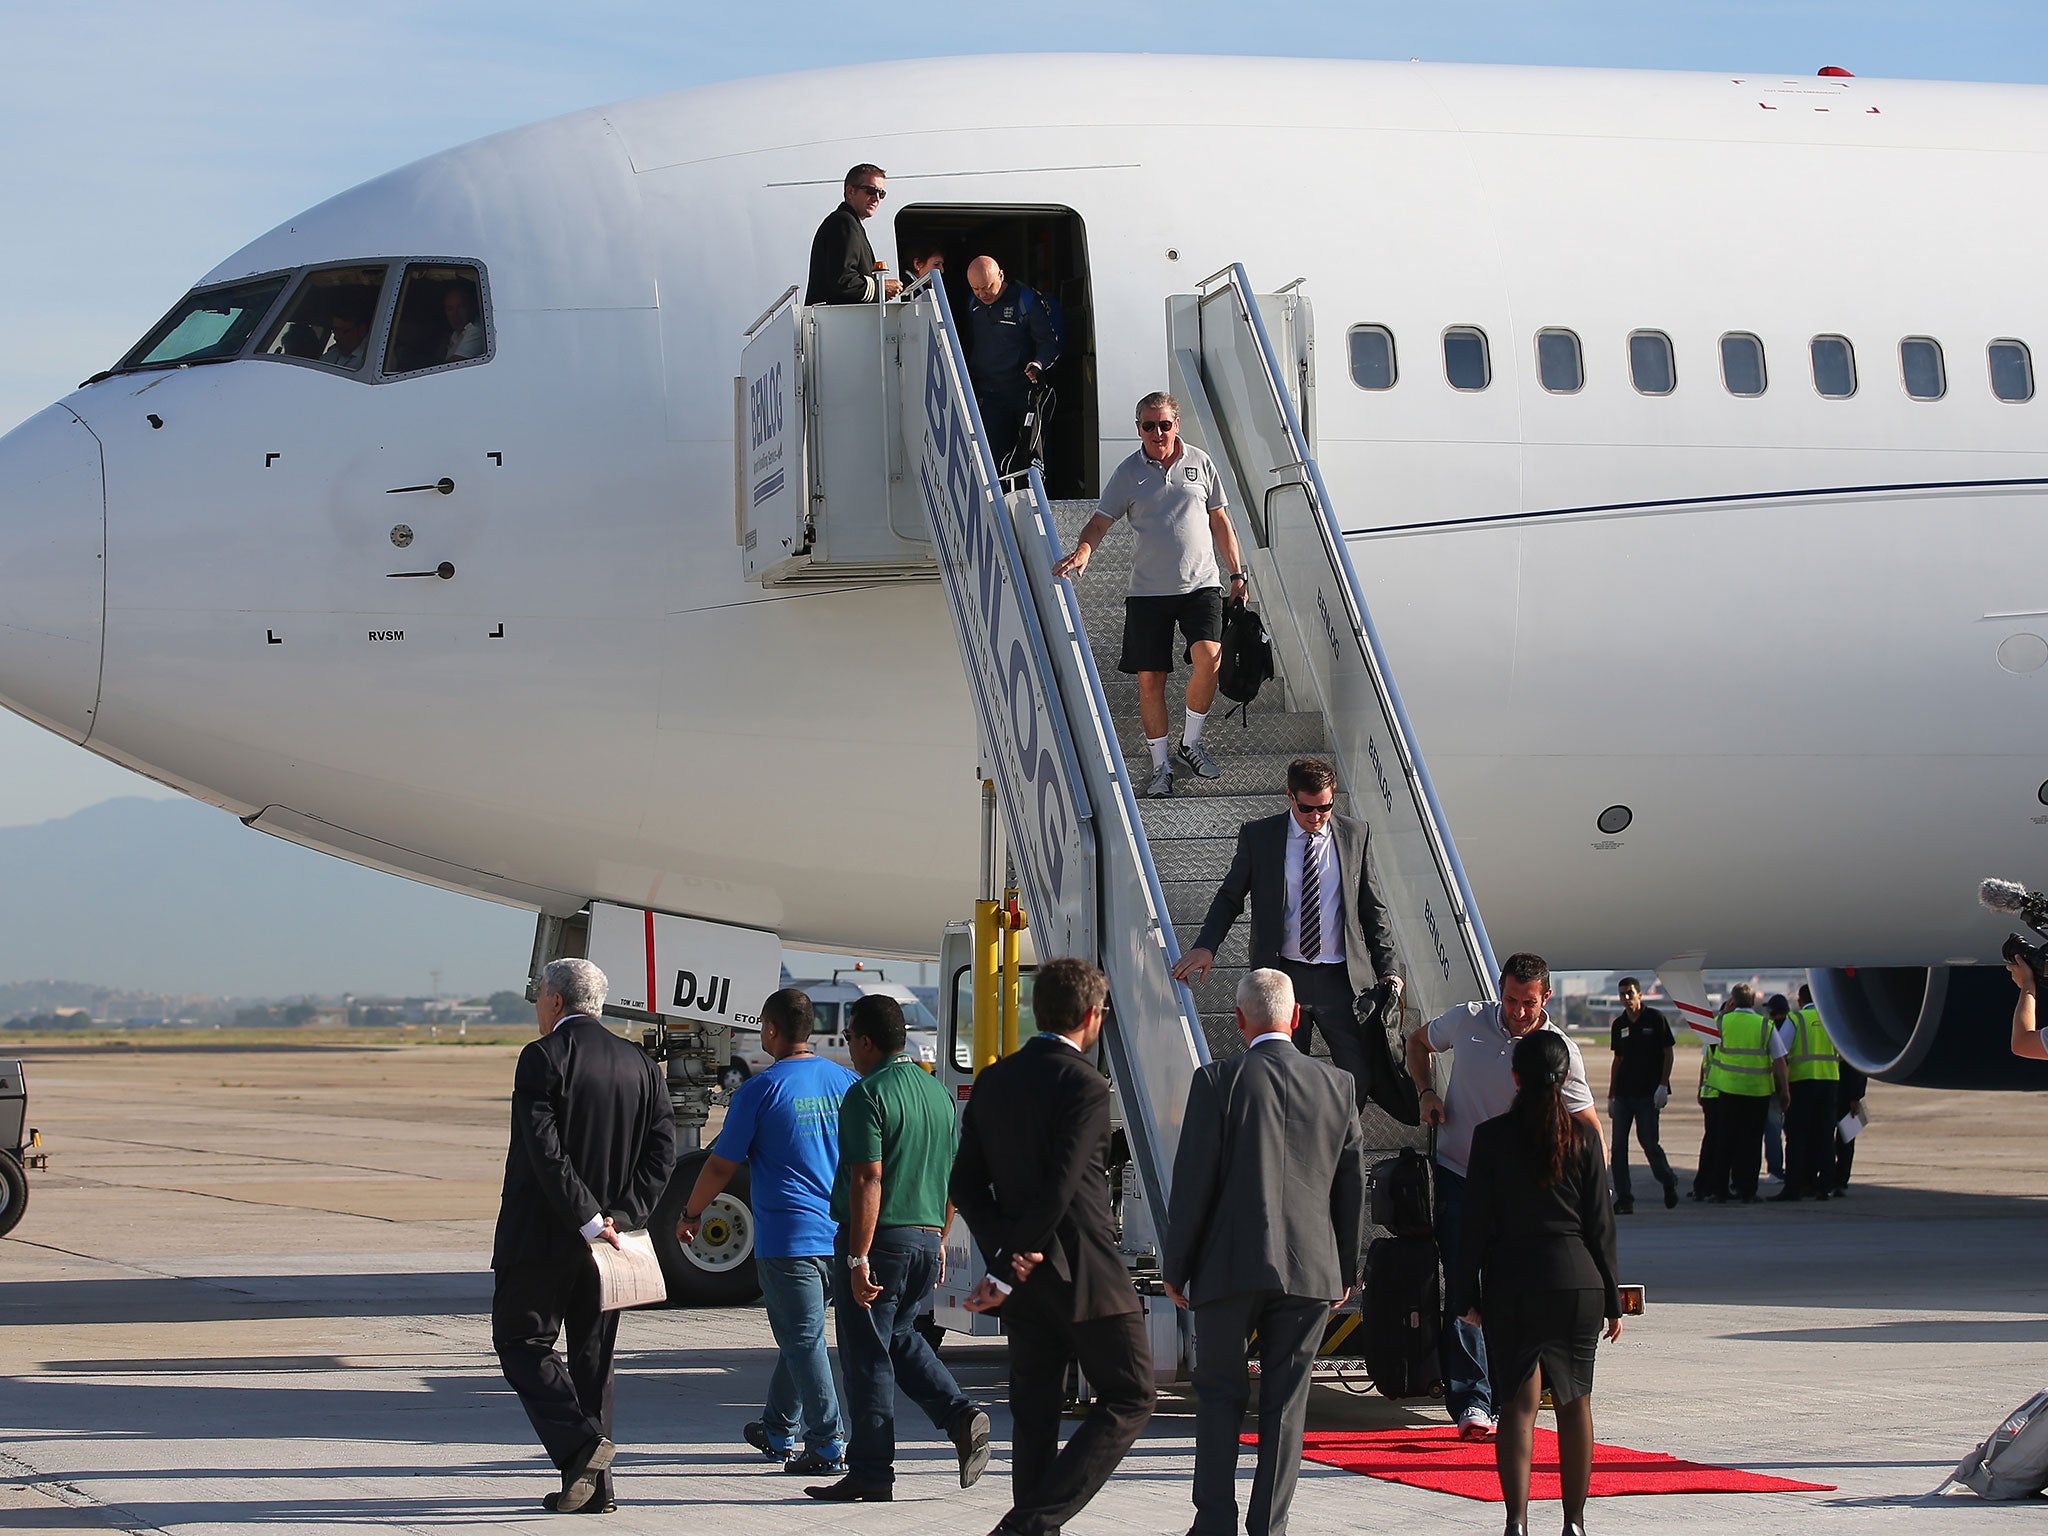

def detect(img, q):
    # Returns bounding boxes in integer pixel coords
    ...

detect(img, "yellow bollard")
[999,887,1028,1057]
[973,898,1001,1072]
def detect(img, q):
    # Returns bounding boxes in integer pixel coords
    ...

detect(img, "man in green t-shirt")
[804,995,990,1503]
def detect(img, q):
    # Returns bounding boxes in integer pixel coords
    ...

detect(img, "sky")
[0,1,2044,984]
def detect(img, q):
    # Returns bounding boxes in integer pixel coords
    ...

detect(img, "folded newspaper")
[1837,1105,1870,1143]
[588,1229,667,1311]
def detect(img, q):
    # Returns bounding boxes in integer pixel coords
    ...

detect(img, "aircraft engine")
[1811,964,2048,1089]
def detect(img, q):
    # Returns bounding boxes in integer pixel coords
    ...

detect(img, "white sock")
[1148,735,1170,769]
[1182,709,1208,748]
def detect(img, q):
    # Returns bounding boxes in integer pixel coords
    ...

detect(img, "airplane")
[2,53,2045,1095]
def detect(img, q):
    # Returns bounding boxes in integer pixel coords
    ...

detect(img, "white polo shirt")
[1425,1002,1595,1178]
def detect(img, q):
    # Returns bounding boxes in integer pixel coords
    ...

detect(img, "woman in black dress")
[1452,1029,1622,1536]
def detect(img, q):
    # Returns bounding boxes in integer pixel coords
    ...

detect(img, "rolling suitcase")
[1362,1233,1442,1398]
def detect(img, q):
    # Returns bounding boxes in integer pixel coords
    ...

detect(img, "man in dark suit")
[1164,968,1367,1536]
[1172,756,1405,1115]
[951,958,1156,1536]
[492,958,677,1514]
[805,163,900,306]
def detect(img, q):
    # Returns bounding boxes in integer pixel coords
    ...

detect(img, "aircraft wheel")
[652,1149,761,1305]
[0,1152,27,1238]
[718,1059,750,1093]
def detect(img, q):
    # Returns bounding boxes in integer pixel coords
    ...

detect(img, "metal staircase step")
[1144,839,1243,884]
[1138,793,1347,841]
[1109,748,1302,800]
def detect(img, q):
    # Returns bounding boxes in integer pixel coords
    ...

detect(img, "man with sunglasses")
[1172,757,1405,1119]
[806,164,902,307]
[1053,393,1244,797]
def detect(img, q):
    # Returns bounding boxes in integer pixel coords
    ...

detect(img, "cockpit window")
[260,265,390,372]
[384,263,491,376]
[116,274,291,372]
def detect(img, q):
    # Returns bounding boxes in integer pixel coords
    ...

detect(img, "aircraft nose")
[0,404,106,743]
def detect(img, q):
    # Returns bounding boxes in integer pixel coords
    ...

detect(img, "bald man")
[965,256,1060,474]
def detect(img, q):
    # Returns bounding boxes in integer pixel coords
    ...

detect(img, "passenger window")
[1535,329,1583,393]
[1347,326,1397,390]
[811,1001,840,1038]
[116,273,291,372]
[1720,333,1767,397]
[1811,336,1857,398]
[1900,338,1945,400]
[384,263,491,376]
[1628,331,1676,395]
[1990,340,2035,403]
[259,265,389,372]
[1443,327,1490,391]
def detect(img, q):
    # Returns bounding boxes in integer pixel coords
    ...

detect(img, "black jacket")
[950,1033,1140,1320]
[1450,1111,1620,1318]
[805,202,881,306]
[1193,811,1399,999]
[491,1014,677,1272]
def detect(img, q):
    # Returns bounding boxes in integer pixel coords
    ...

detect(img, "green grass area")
[0,1026,530,1050]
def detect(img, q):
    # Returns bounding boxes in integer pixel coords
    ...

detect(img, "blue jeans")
[758,1255,845,1455]
[1764,1093,1785,1179]
[1432,1165,1490,1420]
[833,1227,971,1486]
[1609,1094,1677,1205]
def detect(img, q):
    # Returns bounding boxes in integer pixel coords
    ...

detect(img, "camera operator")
[2007,956,2048,1061]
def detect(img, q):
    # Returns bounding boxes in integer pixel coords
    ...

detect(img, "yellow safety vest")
[1697,1044,1720,1100]
[1785,1005,1839,1084]
[1705,1009,1776,1097]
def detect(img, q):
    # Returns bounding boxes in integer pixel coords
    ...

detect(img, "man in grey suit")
[1172,756,1405,1115]
[1164,968,1367,1536]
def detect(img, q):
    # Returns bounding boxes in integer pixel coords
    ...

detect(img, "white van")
[721,968,941,1089]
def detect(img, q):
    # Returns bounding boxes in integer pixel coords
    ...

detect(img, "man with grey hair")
[1054,391,1245,797]
[492,958,677,1513]
[1163,968,1366,1536]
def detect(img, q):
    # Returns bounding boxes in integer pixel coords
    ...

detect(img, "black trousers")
[1192,1292,1328,1536]
[493,1260,618,1474]
[1692,1096,1724,1198]
[1002,1291,1156,1536]
[1705,1094,1771,1200]
[1277,959,1373,1113]
[1783,1079,1838,1195]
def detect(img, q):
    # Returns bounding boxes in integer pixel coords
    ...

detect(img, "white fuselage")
[3,56,2043,969]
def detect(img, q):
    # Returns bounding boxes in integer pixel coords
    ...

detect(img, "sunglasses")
[1293,798,1335,814]
[1138,419,1176,433]
[851,183,886,199]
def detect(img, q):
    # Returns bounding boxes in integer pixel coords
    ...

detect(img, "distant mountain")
[0,798,532,995]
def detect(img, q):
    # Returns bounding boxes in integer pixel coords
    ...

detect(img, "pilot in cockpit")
[443,284,485,362]
[322,294,374,371]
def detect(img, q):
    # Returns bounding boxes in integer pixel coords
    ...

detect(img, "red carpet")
[1259,1426,1835,1501]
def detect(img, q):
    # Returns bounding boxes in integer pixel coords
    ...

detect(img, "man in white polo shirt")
[1053,392,1246,799]
[1403,952,1600,1442]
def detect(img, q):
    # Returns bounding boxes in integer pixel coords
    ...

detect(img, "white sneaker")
[1457,1408,1497,1441]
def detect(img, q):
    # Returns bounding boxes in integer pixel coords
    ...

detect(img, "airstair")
[737,265,1498,1264]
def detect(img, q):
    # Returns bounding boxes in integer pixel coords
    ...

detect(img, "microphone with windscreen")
[1981,878,2048,980]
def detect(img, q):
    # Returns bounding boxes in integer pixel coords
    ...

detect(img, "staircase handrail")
[1197,264,1500,987]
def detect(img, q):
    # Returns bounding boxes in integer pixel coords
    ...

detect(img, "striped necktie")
[1299,831,1322,962]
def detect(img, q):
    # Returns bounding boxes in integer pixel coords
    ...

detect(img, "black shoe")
[1663,1181,1680,1210]
[1810,1190,1832,1201]
[1613,1202,1634,1215]
[949,1403,992,1488]
[544,1473,615,1514]
[804,1476,891,1502]
[553,1437,615,1515]
[1768,1190,1802,1203]
[743,1420,793,1463]
[785,1447,847,1476]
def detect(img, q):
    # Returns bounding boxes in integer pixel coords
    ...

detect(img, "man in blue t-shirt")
[677,987,860,1474]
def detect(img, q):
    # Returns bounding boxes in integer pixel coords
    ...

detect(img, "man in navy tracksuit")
[965,256,1060,473]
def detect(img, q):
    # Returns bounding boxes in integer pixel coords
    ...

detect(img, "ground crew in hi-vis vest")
[1691,1037,1724,1202]
[1694,984,1789,1203]
[1774,990,1841,1202]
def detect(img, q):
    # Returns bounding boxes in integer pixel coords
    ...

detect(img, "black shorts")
[1117,588,1225,675]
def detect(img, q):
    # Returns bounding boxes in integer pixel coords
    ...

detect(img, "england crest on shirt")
[1184,466,1199,481]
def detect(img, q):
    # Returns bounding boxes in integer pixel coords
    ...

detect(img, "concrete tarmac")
[2,1039,2045,1534]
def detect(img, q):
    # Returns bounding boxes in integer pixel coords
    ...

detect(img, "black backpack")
[1217,596,1274,724]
